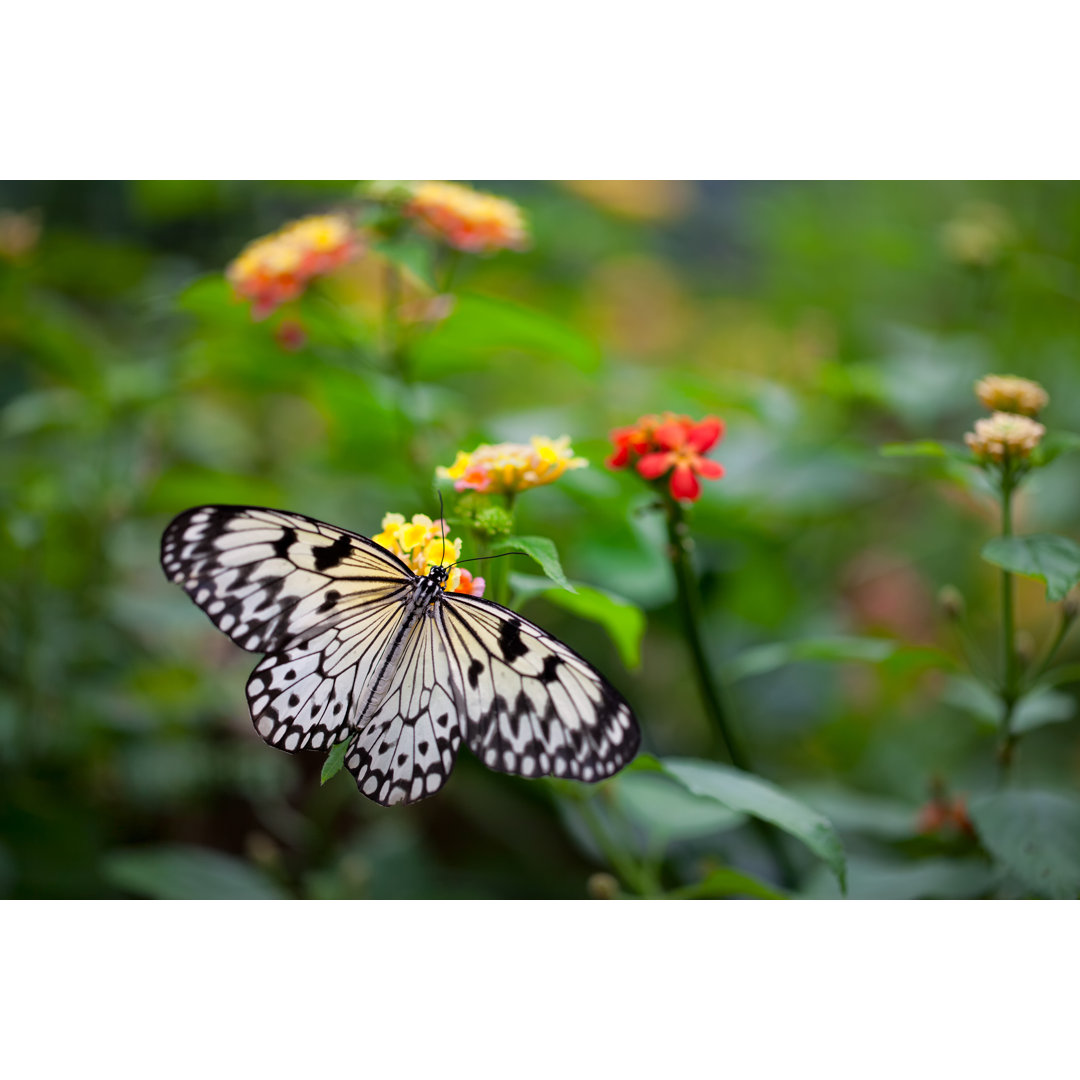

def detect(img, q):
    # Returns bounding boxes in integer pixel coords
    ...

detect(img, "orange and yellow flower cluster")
[607,413,725,502]
[226,214,359,319]
[438,436,586,496]
[373,513,484,596]
[404,181,529,254]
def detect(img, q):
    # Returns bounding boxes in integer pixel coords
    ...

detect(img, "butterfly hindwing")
[438,592,640,783]
[345,614,463,806]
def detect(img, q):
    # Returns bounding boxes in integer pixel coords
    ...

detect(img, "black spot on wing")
[319,589,341,613]
[313,533,353,571]
[272,527,297,559]
[539,655,562,684]
[467,658,484,688]
[498,618,528,662]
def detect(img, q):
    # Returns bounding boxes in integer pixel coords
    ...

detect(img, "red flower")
[606,415,663,469]
[608,413,724,502]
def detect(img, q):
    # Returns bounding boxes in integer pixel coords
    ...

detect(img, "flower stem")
[997,468,1020,778]
[663,498,748,768]
[661,497,798,889]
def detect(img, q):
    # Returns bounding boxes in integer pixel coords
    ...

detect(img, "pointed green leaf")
[970,790,1080,898]
[942,676,1076,733]
[510,573,643,668]
[981,534,1080,601]
[612,770,745,845]
[497,536,574,592]
[321,739,351,785]
[659,757,847,892]
[725,636,896,682]
[104,846,286,899]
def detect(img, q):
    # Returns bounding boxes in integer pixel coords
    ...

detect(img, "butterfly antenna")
[451,550,527,569]
[438,489,446,566]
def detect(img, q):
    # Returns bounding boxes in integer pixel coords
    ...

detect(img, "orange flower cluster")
[607,413,725,502]
[226,214,359,319]
[372,513,484,596]
[404,181,529,254]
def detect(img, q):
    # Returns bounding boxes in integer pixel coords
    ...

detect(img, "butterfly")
[161,505,641,806]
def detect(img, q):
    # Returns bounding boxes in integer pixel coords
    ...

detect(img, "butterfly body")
[161,505,640,805]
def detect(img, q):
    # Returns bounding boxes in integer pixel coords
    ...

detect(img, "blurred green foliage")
[3,180,1080,899]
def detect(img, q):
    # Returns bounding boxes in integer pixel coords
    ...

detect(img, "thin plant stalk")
[997,466,1020,778]
[661,496,797,888]
[662,497,748,767]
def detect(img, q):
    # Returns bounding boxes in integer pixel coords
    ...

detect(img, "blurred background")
[2,180,1079,899]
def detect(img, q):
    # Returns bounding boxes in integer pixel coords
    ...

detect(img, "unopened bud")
[586,872,620,900]
[938,585,965,620]
[1063,593,1079,619]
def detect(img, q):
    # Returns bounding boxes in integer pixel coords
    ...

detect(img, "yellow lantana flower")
[372,513,484,596]
[438,436,587,496]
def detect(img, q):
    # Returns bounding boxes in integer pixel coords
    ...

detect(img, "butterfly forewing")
[161,505,414,655]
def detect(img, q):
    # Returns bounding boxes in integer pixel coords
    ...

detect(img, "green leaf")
[668,867,787,900]
[411,293,600,376]
[496,536,574,592]
[373,235,435,289]
[1034,661,1080,690]
[724,636,898,682]
[510,573,644,669]
[658,757,847,892]
[321,739,351,785]
[793,784,920,840]
[970,790,1080,898]
[942,676,1076,733]
[801,856,996,900]
[981,534,1080,602]
[104,845,287,899]
[612,770,745,845]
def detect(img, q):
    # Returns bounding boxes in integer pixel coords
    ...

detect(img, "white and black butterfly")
[161,505,641,806]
